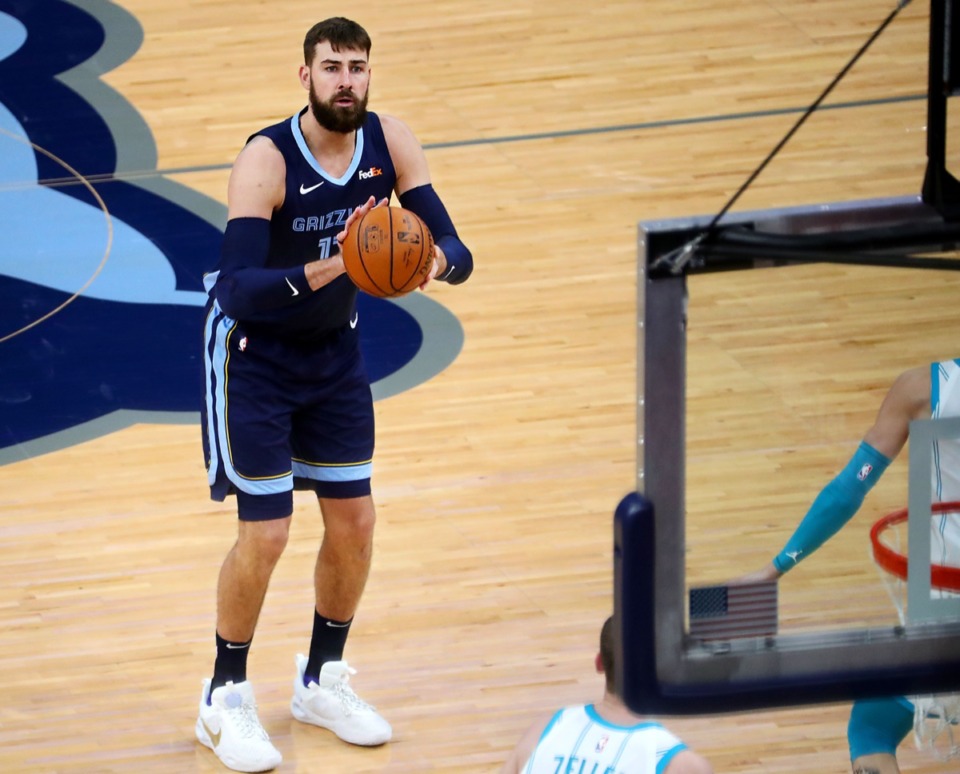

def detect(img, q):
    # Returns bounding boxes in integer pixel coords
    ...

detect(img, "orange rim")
[870,501,960,592]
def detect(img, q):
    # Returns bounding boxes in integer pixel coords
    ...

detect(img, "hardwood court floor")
[0,0,956,771]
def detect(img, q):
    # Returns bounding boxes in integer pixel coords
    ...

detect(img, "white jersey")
[930,359,960,573]
[902,361,960,756]
[520,704,688,774]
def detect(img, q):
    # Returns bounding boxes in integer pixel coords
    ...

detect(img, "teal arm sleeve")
[773,441,892,573]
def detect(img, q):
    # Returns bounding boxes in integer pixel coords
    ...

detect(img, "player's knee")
[260,522,291,562]
[238,518,291,566]
[322,497,377,542]
[345,505,377,543]
[847,697,914,760]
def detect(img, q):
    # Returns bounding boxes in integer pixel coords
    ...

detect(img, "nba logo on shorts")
[857,463,873,481]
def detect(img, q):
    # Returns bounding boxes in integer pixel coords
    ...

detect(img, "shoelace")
[329,673,374,716]
[228,699,270,740]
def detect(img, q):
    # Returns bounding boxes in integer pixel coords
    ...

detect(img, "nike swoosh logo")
[285,277,299,296]
[201,718,222,748]
[349,313,358,329]
[225,642,250,650]
[300,181,324,194]
[326,621,351,628]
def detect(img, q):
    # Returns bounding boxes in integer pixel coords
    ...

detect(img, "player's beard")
[309,85,368,133]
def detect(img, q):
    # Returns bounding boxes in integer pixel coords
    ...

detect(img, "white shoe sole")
[290,696,391,746]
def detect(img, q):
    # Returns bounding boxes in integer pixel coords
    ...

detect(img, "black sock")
[210,632,252,701]
[304,611,352,685]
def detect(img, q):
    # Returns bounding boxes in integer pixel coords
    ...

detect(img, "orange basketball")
[341,206,435,298]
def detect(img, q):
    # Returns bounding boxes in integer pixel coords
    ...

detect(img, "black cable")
[652,0,915,274]
[703,0,914,234]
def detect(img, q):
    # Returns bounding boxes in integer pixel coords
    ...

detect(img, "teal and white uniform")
[520,704,688,774]
[931,358,960,575]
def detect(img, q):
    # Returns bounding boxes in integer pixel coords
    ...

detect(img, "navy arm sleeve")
[213,217,312,319]
[399,184,473,284]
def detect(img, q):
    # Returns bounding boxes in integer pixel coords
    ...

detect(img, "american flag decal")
[688,581,778,640]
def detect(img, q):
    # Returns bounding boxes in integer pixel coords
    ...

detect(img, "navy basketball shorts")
[203,310,374,521]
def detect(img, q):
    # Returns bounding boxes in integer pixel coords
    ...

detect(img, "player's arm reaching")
[210,136,374,319]
[735,366,931,584]
[381,114,473,288]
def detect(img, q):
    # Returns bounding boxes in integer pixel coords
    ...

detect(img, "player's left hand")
[419,245,446,290]
[728,562,783,585]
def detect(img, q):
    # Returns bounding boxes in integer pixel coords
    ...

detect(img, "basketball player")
[734,359,960,773]
[195,17,473,772]
[501,616,714,774]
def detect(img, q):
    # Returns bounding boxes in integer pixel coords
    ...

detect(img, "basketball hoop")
[870,500,960,762]
[870,501,960,594]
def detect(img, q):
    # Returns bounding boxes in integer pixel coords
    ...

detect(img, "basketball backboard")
[616,194,960,715]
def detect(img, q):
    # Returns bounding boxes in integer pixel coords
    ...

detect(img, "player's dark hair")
[304,18,372,65]
[600,615,616,694]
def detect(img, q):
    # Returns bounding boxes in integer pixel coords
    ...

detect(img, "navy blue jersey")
[201,109,396,518]
[212,109,397,337]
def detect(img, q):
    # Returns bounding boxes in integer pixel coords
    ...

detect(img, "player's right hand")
[336,196,388,251]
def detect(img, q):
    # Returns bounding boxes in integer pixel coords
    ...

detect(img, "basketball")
[341,206,435,298]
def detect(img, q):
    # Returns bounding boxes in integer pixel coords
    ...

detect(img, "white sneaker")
[290,654,392,746]
[196,679,283,773]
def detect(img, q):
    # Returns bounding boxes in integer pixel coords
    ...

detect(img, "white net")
[912,694,960,761]
[871,508,909,627]
[870,505,960,625]
[871,504,960,761]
